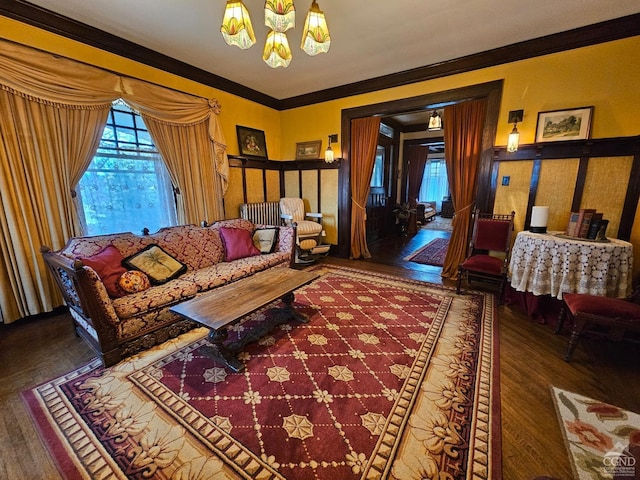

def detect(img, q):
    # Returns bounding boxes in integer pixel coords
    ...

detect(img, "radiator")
[240,201,281,226]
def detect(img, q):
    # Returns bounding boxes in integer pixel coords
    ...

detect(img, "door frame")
[336,80,503,258]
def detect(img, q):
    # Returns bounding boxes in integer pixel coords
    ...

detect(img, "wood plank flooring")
[1,224,639,479]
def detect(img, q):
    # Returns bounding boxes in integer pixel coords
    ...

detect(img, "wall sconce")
[325,134,338,163]
[507,109,523,153]
[428,110,443,131]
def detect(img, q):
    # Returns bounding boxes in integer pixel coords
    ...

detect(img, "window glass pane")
[113,110,135,128]
[77,103,177,235]
[115,126,137,145]
[380,123,394,138]
[371,146,384,187]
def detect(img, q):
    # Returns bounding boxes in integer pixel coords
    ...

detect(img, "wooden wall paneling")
[493,136,640,240]
[535,159,580,232]
[525,159,542,229]
[571,157,589,213]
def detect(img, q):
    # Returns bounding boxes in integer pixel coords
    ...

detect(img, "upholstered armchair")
[279,198,328,263]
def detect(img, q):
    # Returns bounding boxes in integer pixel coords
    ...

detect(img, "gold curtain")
[0,40,227,323]
[441,99,487,279]
[0,67,114,322]
[350,116,381,259]
[142,120,221,225]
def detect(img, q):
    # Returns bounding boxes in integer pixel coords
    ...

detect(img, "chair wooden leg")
[456,268,464,294]
[498,279,506,305]
[555,304,566,335]
[564,316,586,362]
[565,329,580,362]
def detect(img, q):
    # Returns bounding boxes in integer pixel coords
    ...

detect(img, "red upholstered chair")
[456,209,515,303]
[555,288,640,361]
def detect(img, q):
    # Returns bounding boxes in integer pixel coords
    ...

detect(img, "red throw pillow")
[219,226,260,261]
[80,245,127,298]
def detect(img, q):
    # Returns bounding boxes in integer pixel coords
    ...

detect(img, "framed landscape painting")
[236,126,268,159]
[295,140,322,160]
[535,107,593,143]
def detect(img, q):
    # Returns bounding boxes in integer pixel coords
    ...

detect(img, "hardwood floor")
[1,225,638,479]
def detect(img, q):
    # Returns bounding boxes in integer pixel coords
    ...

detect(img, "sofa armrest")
[41,246,120,359]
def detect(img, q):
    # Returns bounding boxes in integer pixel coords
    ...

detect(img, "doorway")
[336,80,503,258]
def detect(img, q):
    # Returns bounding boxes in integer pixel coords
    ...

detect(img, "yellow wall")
[2,17,639,266]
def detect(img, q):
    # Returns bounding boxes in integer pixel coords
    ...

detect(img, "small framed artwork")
[236,125,268,159]
[535,107,593,143]
[295,140,322,160]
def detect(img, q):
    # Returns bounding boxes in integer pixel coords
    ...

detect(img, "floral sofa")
[42,218,295,367]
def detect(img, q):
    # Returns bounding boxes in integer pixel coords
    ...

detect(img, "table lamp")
[530,206,549,233]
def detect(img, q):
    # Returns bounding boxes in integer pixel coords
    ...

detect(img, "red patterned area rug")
[404,237,450,266]
[23,265,500,480]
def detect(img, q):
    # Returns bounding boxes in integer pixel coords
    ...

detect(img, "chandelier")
[221,1,331,68]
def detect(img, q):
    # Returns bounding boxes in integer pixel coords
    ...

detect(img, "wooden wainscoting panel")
[535,158,580,232]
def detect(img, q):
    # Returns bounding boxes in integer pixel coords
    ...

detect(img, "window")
[77,102,177,235]
[418,158,449,211]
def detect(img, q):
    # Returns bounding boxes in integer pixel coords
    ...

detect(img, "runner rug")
[552,387,640,480]
[404,237,450,266]
[23,264,500,480]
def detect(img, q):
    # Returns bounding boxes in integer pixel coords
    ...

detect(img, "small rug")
[422,216,453,232]
[551,386,640,480]
[404,237,450,266]
[23,265,500,480]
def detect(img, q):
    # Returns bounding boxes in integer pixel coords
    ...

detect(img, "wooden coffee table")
[170,268,319,372]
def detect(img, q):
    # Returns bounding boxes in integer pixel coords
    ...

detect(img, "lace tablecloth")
[508,231,633,300]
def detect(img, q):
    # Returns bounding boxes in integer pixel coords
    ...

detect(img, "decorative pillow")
[116,270,151,296]
[219,226,260,261]
[122,244,187,284]
[79,245,128,298]
[252,227,279,254]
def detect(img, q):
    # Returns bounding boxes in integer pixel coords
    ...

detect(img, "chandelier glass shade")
[300,1,331,55]
[221,0,256,49]
[264,0,296,32]
[221,0,330,68]
[263,31,293,68]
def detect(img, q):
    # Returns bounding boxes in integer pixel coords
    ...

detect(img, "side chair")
[456,209,515,304]
[555,287,640,361]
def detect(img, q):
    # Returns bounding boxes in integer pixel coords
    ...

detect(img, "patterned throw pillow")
[252,228,279,254]
[117,270,151,296]
[122,244,187,284]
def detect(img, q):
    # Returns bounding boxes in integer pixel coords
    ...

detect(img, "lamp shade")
[221,0,256,49]
[263,31,292,68]
[507,125,520,153]
[264,0,295,32]
[530,206,549,233]
[301,1,331,55]
[428,111,442,131]
[324,146,334,163]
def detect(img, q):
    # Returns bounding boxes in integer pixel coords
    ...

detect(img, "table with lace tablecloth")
[508,231,633,300]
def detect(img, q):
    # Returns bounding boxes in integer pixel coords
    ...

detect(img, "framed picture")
[295,140,322,160]
[236,126,268,159]
[535,107,593,143]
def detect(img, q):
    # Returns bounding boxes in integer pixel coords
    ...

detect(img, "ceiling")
[16,0,640,106]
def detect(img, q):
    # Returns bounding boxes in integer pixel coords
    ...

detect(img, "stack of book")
[565,209,608,239]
